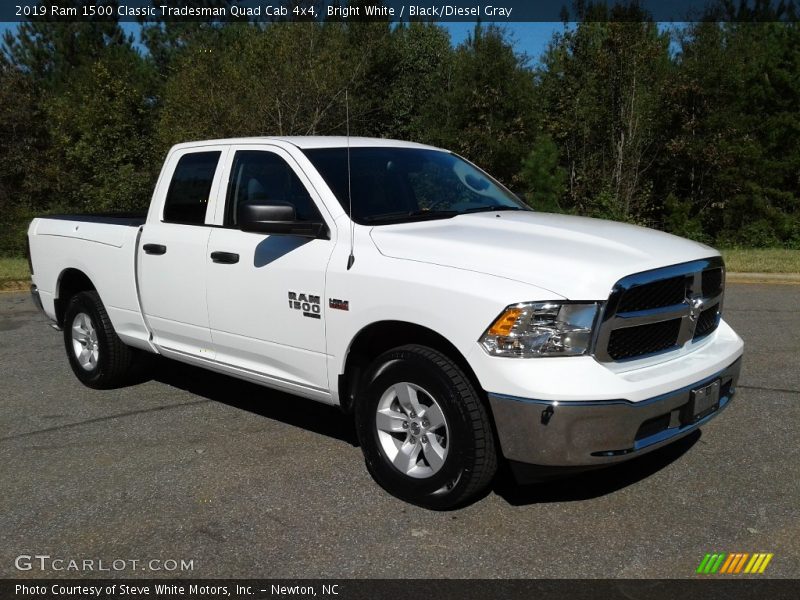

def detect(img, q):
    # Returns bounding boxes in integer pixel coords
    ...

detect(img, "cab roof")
[171,136,444,152]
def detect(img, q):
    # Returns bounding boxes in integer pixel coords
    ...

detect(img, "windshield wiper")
[361,206,526,224]
[462,205,527,213]
[362,210,459,224]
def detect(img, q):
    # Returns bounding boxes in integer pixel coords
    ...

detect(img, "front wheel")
[355,344,497,509]
[63,291,135,389]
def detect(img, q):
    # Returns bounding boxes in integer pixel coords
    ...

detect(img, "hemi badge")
[329,298,349,311]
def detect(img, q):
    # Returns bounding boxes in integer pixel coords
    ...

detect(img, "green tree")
[353,22,453,142]
[537,16,672,223]
[518,134,567,212]
[2,3,128,89]
[3,7,799,257]
[44,44,157,213]
[155,21,373,148]
[1,4,157,219]
[140,0,238,74]
[431,24,538,185]
[665,21,800,246]
[0,2,148,253]
[0,62,47,254]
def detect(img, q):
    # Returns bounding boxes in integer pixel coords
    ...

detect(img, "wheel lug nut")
[421,419,429,427]
[402,421,409,429]
[409,436,416,444]
[410,412,416,418]
[421,435,428,444]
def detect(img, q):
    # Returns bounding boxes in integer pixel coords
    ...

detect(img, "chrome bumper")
[488,357,741,467]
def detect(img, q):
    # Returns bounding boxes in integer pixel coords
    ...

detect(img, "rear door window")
[163,151,221,225]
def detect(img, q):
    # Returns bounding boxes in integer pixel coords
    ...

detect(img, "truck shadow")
[146,356,359,446]
[491,430,700,506]
[143,356,699,506]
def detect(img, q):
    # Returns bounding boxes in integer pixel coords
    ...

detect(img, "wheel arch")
[55,268,97,326]
[338,320,485,415]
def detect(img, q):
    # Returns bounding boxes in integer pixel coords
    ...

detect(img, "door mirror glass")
[238,202,325,238]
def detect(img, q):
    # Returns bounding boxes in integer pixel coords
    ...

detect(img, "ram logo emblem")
[689,296,705,322]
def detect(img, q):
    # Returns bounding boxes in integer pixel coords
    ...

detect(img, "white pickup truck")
[28,137,743,508]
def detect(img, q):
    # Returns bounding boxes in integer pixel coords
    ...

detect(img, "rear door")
[205,145,335,393]
[137,146,227,359]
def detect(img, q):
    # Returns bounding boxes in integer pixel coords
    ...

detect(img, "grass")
[0,257,30,288]
[0,248,797,290]
[721,248,800,274]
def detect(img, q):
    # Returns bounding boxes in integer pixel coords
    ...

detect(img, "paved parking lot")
[1,283,798,578]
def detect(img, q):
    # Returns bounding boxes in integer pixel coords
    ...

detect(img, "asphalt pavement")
[1,283,798,578]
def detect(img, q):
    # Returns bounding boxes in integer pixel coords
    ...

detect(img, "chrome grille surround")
[594,256,725,362]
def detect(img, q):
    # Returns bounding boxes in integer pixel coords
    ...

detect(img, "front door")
[205,146,335,392]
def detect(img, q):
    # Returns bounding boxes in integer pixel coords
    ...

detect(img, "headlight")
[479,302,599,357]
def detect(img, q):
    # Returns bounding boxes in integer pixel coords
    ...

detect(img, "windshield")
[302,147,529,224]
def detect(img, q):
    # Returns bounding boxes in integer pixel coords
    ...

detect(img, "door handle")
[210,251,240,264]
[143,243,167,255]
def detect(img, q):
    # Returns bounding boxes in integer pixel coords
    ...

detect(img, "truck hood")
[369,211,718,300]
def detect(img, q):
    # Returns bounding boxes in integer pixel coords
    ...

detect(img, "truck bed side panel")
[35,216,144,248]
[28,217,152,351]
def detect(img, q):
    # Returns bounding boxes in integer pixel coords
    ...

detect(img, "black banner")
[3,579,800,600]
[3,0,799,23]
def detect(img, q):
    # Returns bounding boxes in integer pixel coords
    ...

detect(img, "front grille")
[607,318,682,360]
[693,306,719,339]
[702,268,723,296]
[617,276,686,312]
[595,257,725,362]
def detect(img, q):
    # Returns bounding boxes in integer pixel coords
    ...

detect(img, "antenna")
[345,89,355,270]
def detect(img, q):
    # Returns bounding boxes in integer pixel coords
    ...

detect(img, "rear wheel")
[355,344,497,509]
[63,291,135,389]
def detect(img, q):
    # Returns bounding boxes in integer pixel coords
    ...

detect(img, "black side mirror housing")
[238,202,327,238]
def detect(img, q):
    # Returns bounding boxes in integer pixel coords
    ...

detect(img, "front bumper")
[488,357,741,467]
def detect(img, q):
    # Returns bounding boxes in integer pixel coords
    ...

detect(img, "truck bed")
[28,213,150,349]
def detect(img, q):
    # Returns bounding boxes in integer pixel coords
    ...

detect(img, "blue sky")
[2,21,563,64]
[444,22,562,63]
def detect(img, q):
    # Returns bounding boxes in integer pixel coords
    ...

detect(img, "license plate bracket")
[691,379,721,421]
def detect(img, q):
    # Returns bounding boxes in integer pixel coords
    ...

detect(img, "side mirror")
[238,202,327,238]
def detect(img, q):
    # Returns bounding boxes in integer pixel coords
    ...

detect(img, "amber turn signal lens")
[487,307,523,336]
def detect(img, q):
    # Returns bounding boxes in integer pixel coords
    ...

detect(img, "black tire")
[355,344,497,509]
[63,290,135,389]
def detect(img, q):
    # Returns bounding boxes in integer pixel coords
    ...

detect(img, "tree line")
[2,8,799,255]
